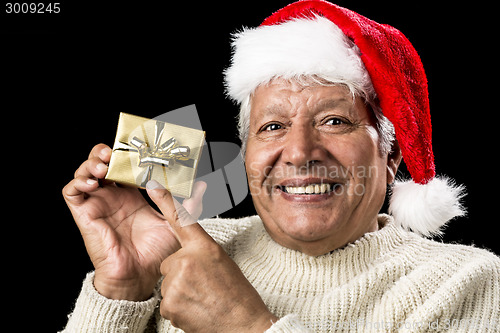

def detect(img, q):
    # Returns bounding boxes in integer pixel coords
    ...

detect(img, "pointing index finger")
[146,180,210,247]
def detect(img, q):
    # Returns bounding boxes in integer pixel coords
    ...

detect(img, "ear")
[386,140,402,184]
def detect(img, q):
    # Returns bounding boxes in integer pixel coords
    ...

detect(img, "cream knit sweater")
[61,215,500,332]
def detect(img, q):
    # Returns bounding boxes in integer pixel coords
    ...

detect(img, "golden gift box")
[105,112,205,198]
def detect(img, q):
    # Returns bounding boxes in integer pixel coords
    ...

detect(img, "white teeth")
[284,183,332,194]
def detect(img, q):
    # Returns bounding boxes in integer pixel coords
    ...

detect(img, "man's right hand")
[62,143,206,301]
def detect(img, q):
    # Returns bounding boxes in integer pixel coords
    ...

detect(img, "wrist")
[93,275,155,301]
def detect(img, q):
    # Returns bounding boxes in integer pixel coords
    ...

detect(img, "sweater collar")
[234,214,411,291]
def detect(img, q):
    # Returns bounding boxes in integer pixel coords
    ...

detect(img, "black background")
[1,1,497,331]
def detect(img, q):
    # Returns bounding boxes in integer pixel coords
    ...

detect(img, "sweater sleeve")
[60,272,160,333]
[265,314,313,333]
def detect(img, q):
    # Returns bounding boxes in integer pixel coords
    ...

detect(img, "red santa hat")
[224,0,466,237]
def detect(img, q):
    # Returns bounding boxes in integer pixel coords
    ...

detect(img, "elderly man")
[61,1,499,332]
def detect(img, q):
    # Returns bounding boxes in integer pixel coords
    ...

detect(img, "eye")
[325,117,345,126]
[262,123,282,131]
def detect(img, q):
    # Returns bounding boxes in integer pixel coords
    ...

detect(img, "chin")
[272,210,344,242]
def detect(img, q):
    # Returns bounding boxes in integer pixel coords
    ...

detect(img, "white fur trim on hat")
[224,15,372,104]
[389,176,466,237]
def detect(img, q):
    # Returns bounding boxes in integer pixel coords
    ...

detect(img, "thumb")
[146,180,211,246]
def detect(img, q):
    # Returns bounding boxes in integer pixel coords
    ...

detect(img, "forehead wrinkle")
[258,79,311,116]
[259,95,298,120]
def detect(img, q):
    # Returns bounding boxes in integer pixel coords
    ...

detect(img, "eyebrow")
[261,104,287,117]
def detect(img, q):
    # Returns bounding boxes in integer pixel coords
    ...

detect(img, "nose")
[280,123,328,168]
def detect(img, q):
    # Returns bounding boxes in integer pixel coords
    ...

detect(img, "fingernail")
[86,178,97,185]
[96,163,108,171]
[100,147,111,157]
[191,181,207,198]
[197,181,207,195]
[146,179,164,190]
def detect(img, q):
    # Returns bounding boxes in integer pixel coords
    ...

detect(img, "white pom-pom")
[389,176,466,237]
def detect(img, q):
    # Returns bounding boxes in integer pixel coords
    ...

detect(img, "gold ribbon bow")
[130,136,190,168]
[106,113,205,198]
[124,120,194,187]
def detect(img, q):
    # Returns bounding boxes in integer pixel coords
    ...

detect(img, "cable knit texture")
[61,214,500,332]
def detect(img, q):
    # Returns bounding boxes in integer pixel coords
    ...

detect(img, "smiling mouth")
[278,183,337,195]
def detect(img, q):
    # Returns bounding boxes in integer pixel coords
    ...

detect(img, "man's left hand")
[146,180,278,332]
